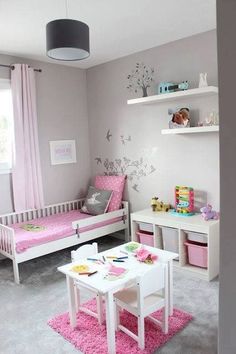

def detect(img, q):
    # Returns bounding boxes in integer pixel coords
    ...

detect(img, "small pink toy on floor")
[200,204,219,221]
[135,246,158,264]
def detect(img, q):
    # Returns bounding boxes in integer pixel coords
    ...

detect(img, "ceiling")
[0,0,216,69]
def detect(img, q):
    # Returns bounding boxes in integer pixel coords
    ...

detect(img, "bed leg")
[123,202,130,242]
[124,228,130,242]
[13,260,20,284]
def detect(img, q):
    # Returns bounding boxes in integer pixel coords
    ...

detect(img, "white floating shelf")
[161,125,219,135]
[127,86,218,105]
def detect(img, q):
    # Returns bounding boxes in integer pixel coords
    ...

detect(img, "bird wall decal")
[106,129,112,142]
[95,157,102,164]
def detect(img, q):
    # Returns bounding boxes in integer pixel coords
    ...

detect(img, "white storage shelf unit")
[127,86,218,106]
[131,209,219,281]
[127,86,219,135]
[161,126,219,135]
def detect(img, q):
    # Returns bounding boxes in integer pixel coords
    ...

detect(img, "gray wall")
[0,55,91,214]
[87,30,219,212]
[217,1,236,353]
[0,30,219,216]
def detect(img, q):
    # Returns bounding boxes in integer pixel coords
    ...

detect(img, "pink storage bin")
[185,241,208,268]
[136,231,154,247]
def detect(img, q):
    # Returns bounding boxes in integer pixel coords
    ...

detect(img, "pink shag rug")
[48,299,193,354]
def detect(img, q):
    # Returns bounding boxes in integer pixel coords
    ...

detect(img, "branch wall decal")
[94,156,156,192]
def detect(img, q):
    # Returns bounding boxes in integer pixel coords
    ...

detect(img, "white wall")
[87,30,219,212]
[0,55,91,214]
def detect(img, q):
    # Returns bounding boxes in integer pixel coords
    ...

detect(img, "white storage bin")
[161,226,179,257]
[138,222,153,233]
[185,231,208,244]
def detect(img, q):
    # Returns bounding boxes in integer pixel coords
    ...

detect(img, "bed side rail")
[72,201,129,230]
[0,198,85,226]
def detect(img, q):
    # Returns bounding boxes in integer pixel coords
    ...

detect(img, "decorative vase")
[199,73,208,88]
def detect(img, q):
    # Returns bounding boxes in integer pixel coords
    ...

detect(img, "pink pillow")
[95,175,126,212]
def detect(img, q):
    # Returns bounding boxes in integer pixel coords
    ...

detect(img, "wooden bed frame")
[0,198,130,284]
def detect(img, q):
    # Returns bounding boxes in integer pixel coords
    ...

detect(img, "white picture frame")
[50,140,77,165]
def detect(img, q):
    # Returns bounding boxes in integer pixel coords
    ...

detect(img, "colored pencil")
[113,259,125,263]
[87,258,98,261]
[78,272,93,275]
[88,271,98,277]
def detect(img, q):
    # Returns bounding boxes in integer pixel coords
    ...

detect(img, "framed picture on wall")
[49,140,77,165]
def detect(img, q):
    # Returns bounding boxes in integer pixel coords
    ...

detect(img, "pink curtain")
[11,64,44,212]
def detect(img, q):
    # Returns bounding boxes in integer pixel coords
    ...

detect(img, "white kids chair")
[71,242,103,324]
[114,263,169,350]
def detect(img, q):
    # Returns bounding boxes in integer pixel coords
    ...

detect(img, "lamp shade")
[46,19,90,61]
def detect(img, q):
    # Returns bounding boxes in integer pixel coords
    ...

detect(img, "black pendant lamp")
[46,1,90,61]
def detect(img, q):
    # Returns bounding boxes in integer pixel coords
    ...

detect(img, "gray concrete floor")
[0,235,218,354]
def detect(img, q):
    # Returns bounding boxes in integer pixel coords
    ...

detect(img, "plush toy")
[151,197,158,211]
[169,107,190,129]
[200,204,219,221]
[135,246,158,264]
[151,197,171,212]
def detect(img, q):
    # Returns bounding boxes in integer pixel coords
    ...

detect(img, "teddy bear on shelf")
[200,204,219,221]
[169,107,190,129]
[151,197,171,212]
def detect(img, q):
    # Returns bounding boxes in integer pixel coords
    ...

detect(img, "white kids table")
[58,242,177,354]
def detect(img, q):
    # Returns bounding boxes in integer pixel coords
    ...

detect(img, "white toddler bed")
[0,198,129,284]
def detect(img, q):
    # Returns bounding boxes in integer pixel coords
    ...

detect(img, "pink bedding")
[11,210,121,253]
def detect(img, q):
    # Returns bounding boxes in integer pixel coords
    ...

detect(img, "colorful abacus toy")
[172,186,195,216]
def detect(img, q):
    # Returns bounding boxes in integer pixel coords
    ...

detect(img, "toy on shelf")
[151,197,171,212]
[169,107,190,129]
[198,73,208,88]
[200,204,219,221]
[172,186,194,216]
[158,81,189,94]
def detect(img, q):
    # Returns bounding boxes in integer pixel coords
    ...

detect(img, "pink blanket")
[11,210,120,253]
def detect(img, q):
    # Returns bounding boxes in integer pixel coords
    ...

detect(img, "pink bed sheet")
[11,210,121,253]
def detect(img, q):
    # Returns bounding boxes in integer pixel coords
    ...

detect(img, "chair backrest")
[137,263,165,299]
[71,242,98,262]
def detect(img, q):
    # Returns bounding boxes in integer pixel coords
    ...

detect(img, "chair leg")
[162,264,169,334]
[74,286,80,313]
[115,305,120,331]
[138,316,145,350]
[13,260,20,284]
[96,293,103,324]
[162,306,169,334]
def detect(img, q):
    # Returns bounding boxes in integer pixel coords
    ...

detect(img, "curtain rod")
[0,64,42,72]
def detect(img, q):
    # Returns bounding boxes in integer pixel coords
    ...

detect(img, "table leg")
[105,292,116,354]
[168,260,173,316]
[66,275,77,328]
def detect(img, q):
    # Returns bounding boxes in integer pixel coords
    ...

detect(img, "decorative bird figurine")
[106,129,112,142]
